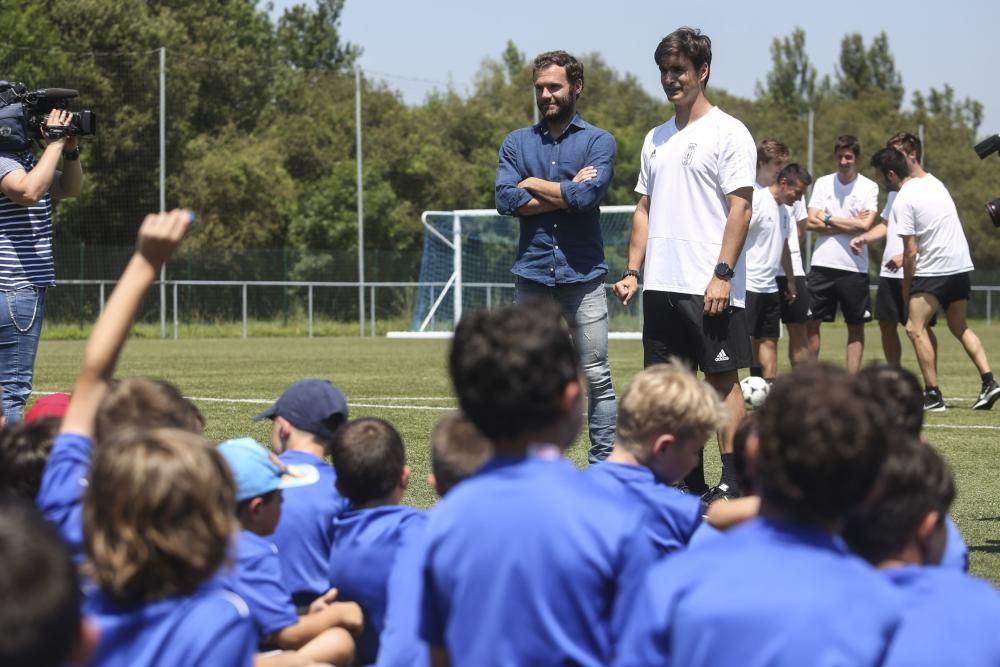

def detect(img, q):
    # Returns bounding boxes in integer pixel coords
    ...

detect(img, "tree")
[755,27,817,116]
[277,0,360,72]
[834,31,903,109]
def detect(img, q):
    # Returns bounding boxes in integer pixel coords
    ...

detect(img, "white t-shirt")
[879,190,901,279]
[745,185,792,293]
[636,106,756,307]
[776,197,806,278]
[807,173,879,273]
[892,175,974,277]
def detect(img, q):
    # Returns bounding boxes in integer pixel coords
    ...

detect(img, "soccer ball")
[740,376,770,409]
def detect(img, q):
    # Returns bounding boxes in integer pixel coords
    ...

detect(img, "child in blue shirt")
[327,417,425,666]
[219,437,362,667]
[614,362,902,667]
[843,436,1000,666]
[421,300,659,667]
[35,212,203,562]
[254,377,351,606]
[375,411,492,667]
[584,359,726,554]
[84,427,256,667]
[45,211,255,666]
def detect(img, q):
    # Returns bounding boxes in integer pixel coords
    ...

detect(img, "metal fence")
[49,279,999,339]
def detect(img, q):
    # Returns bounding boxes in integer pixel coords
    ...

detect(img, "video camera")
[0,81,96,153]
[975,134,1000,228]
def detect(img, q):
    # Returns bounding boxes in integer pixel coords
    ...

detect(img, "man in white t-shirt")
[746,163,811,382]
[870,147,1000,411]
[805,135,879,372]
[613,27,755,502]
[851,133,939,367]
[755,139,812,368]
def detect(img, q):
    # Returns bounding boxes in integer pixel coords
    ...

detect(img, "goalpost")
[387,206,641,339]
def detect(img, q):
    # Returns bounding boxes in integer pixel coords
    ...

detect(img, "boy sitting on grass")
[375,410,493,667]
[254,378,350,607]
[585,359,727,554]
[842,436,1000,666]
[327,417,426,666]
[219,437,362,667]
[35,211,203,561]
[27,210,255,665]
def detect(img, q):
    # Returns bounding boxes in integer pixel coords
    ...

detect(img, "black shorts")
[806,266,872,324]
[642,290,751,374]
[875,276,937,326]
[775,276,810,324]
[912,272,972,311]
[745,290,781,339]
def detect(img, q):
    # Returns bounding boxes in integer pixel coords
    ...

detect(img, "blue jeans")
[515,277,616,462]
[0,286,46,423]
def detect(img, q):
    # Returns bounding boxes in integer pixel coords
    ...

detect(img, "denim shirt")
[495,115,615,286]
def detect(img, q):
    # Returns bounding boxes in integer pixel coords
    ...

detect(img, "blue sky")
[272,0,999,144]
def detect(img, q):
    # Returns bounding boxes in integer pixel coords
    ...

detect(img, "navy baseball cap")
[253,378,348,440]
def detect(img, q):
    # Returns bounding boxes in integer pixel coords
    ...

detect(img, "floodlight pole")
[159,46,167,338]
[355,67,366,336]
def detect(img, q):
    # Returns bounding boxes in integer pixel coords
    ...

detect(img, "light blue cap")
[217,437,318,503]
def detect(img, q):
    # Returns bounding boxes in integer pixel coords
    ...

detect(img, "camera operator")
[0,108,83,422]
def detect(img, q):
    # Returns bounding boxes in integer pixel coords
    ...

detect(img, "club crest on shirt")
[682,142,698,166]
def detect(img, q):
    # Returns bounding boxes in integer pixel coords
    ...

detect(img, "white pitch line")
[186,396,454,411]
[923,424,1000,431]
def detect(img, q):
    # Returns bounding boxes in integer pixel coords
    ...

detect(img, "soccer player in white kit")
[805,135,879,372]
[870,147,1000,411]
[851,133,940,367]
[613,27,756,501]
[746,163,811,381]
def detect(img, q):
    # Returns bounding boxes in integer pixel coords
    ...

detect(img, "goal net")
[389,206,639,338]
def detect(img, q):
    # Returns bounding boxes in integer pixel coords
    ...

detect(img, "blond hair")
[616,360,727,455]
[757,138,789,166]
[83,428,236,603]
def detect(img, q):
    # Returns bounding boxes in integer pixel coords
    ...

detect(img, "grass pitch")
[33,322,1000,583]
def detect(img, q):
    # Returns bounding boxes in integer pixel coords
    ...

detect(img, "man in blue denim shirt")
[495,50,616,463]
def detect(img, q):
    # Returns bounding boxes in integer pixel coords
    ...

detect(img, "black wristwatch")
[621,269,640,281]
[714,262,735,281]
[62,147,80,161]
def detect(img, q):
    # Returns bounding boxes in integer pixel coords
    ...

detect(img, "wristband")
[62,147,80,161]
[621,269,640,281]
[823,213,832,227]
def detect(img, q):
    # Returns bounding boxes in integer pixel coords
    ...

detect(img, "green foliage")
[2,11,997,272]
[755,27,817,116]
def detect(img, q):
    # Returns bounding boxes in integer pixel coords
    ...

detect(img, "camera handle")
[41,124,76,139]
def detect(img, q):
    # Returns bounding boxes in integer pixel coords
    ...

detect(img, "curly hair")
[532,51,584,91]
[755,363,890,522]
[843,436,955,565]
[449,299,579,442]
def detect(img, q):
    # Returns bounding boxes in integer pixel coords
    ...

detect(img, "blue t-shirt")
[270,449,348,606]
[583,461,702,554]
[0,150,56,289]
[84,577,255,667]
[883,565,1000,666]
[375,518,430,667]
[420,455,658,667]
[224,529,300,640]
[329,504,426,665]
[495,114,615,286]
[614,517,902,667]
[35,431,91,561]
[942,515,969,572]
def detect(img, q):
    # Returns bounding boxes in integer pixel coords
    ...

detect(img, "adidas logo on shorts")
[714,349,730,362]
